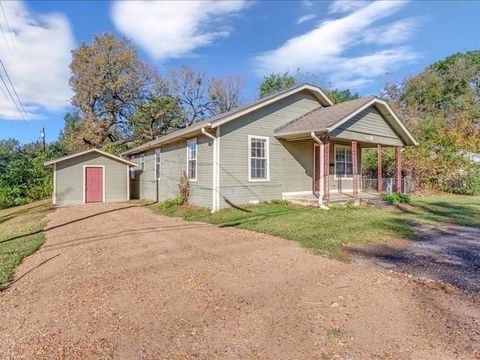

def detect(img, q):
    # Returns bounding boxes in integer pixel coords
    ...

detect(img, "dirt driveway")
[0,204,479,359]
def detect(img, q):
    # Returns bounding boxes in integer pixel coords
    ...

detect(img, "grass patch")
[150,195,480,260]
[0,200,52,285]
[326,327,347,338]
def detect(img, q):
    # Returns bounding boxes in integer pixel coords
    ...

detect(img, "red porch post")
[323,135,330,201]
[395,147,402,193]
[352,140,358,201]
[377,144,382,193]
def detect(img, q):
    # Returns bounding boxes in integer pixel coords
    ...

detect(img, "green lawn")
[151,194,480,259]
[0,200,52,285]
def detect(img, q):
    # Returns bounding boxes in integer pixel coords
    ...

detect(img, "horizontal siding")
[135,135,213,208]
[55,152,128,205]
[219,91,321,208]
[330,106,403,146]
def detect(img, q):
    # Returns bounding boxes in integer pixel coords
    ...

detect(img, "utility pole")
[40,127,45,150]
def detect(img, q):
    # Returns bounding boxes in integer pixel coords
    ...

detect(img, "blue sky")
[0,0,478,144]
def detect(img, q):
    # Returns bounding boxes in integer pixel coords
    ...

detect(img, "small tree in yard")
[178,170,190,204]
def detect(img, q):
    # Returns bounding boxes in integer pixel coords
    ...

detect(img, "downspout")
[310,132,329,209]
[201,128,218,213]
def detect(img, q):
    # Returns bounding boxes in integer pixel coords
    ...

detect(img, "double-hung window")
[248,135,269,181]
[155,149,161,180]
[187,139,197,181]
[138,153,145,171]
[335,145,353,179]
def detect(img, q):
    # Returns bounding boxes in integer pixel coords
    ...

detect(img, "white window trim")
[139,153,145,171]
[154,148,161,180]
[248,135,270,182]
[334,144,353,181]
[82,165,106,204]
[187,138,197,182]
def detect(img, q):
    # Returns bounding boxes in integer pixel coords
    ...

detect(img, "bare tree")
[209,75,244,113]
[168,65,215,126]
[169,65,245,126]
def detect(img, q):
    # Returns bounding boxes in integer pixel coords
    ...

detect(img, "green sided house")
[123,84,417,211]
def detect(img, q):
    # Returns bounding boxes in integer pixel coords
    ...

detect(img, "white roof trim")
[44,148,137,167]
[211,84,333,129]
[327,98,418,146]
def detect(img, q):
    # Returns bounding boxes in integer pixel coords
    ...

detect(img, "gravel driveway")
[0,204,479,359]
[350,224,480,292]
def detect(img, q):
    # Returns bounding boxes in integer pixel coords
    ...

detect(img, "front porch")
[274,95,417,208]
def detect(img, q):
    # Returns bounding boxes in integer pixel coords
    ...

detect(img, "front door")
[314,144,320,195]
[85,167,103,203]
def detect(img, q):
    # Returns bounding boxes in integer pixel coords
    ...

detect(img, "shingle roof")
[122,83,333,155]
[274,96,376,135]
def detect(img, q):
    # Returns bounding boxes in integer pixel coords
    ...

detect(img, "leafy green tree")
[0,140,67,208]
[69,33,163,148]
[258,72,296,98]
[325,89,359,104]
[374,51,480,194]
[128,96,183,141]
[258,71,358,104]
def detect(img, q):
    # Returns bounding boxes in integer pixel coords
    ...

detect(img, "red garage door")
[85,167,103,203]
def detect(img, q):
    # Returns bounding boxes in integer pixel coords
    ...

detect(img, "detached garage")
[45,149,136,206]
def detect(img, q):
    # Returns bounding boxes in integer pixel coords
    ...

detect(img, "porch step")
[284,196,318,206]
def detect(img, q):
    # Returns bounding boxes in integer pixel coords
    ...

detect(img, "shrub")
[178,170,190,203]
[345,200,358,210]
[0,187,28,209]
[445,166,480,196]
[270,199,289,205]
[381,192,411,205]
[162,196,184,209]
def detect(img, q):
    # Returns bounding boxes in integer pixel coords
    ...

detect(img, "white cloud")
[254,0,419,89]
[302,0,314,7]
[0,1,74,120]
[329,0,369,14]
[361,17,422,45]
[297,14,316,25]
[111,0,249,60]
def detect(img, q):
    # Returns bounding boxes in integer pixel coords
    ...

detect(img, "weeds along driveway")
[0,204,479,359]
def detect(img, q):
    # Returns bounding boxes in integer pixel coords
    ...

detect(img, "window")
[155,149,161,180]
[248,135,269,181]
[335,145,353,179]
[138,154,145,171]
[187,139,197,181]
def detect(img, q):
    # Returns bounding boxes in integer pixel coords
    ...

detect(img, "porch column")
[395,147,402,193]
[352,140,358,201]
[323,135,330,201]
[377,144,382,193]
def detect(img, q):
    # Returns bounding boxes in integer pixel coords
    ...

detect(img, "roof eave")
[122,123,213,156]
[44,148,137,167]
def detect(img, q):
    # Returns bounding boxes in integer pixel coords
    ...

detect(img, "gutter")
[201,128,219,213]
[123,123,213,156]
[310,132,329,209]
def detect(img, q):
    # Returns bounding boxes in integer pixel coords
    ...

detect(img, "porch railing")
[362,176,411,194]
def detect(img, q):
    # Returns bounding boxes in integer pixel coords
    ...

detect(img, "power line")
[0,2,13,46]
[0,72,25,121]
[0,58,27,117]
[0,77,8,100]
[0,17,10,50]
